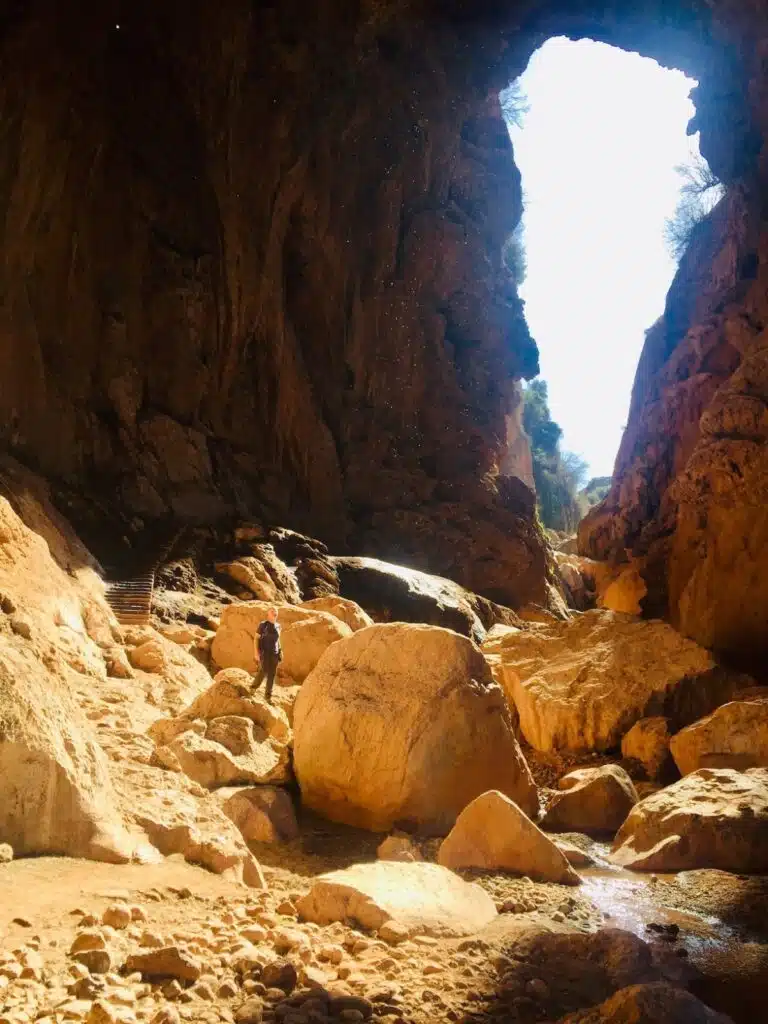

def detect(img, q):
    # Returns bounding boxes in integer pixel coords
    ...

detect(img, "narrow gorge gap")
[501,36,723,535]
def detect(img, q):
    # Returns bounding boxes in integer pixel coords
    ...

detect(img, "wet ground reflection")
[578,847,768,1023]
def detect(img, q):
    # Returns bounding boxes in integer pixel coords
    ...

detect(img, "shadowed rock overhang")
[0,0,765,656]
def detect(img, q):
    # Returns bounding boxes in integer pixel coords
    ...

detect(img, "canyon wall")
[0,0,766,634]
[579,4,768,667]
[0,0,548,606]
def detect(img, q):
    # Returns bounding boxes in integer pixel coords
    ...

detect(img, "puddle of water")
[581,863,721,941]
[576,844,767,1024]
[578,843,714,930]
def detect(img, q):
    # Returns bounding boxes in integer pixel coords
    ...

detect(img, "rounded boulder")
[541,765,638,836]
[299,596,373,632]
[292,623,537,834]
[211,602,352,682]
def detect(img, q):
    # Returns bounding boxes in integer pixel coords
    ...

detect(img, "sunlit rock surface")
[611,767,768,873]
[670,698,768,775]
[487,610,743,753]
[293,622,537,833]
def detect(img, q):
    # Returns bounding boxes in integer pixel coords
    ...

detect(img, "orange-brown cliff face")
[580,183,768,667]
[0,0,764,625]
[579,1,768,666]
[0,0,548,606]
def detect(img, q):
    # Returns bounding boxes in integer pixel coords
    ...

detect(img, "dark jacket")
[256,619,282,662]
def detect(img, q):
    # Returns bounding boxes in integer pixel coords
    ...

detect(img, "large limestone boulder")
[670,701,768,775]
[611,768,768,872]
[299,596,373,631]
[330,556,521,643]
[128,632,213,710]
[215,557,279,601]
[211,602,352,681]
[175,670,291,742]
[170,666,300,727]
[481,623,523,656]
[150,674,292,789]
[159,622,213,646]
[437,790,580,884]
[154,724,291,788]
[229,540,303,604]
[555,553,648,615]
[0,641,134,862]
[215,786,299,843]
[542,766,638,835]
[132,781,265,887]
[493,610,742,752]
[296,861,497,938]
[559,982,734,1023]
[269,683,302,726]
[599,564,648,615]
[293,623,537,833]
[555,554,595,611]
[621,717,672,780]
[481,624,523,728]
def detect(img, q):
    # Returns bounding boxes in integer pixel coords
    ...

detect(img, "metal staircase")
[105,528,186,626]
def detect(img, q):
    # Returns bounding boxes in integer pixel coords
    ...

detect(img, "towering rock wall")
[0,0,546,606]
[580,5,768,667]
[0,0,766,629]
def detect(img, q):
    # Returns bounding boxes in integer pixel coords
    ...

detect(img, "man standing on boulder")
[253,606,282,704]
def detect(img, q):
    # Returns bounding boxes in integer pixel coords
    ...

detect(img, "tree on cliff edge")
[522,380,586,532]
[503,222,527,285]
[500,80,530,129]
[500,81,529,288]
[665,150,724,261]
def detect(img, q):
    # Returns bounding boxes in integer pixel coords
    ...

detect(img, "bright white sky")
[507,36,701,478]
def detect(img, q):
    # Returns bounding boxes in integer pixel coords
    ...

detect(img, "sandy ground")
[2,811,767,1024]
[0,845,587,1024]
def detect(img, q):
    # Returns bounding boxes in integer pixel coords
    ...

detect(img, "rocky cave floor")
[3,812,768,1024]
[3,464,768,1024]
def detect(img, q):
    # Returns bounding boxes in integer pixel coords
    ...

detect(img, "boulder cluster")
[1,461,764,1024]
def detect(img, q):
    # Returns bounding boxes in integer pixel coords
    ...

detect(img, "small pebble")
[234,996,264,1024]
[525,978,549,1000]
[10,617,32,639]
[102,906,132,930]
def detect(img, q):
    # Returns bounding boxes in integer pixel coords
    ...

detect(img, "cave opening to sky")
[503,36,722,483]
